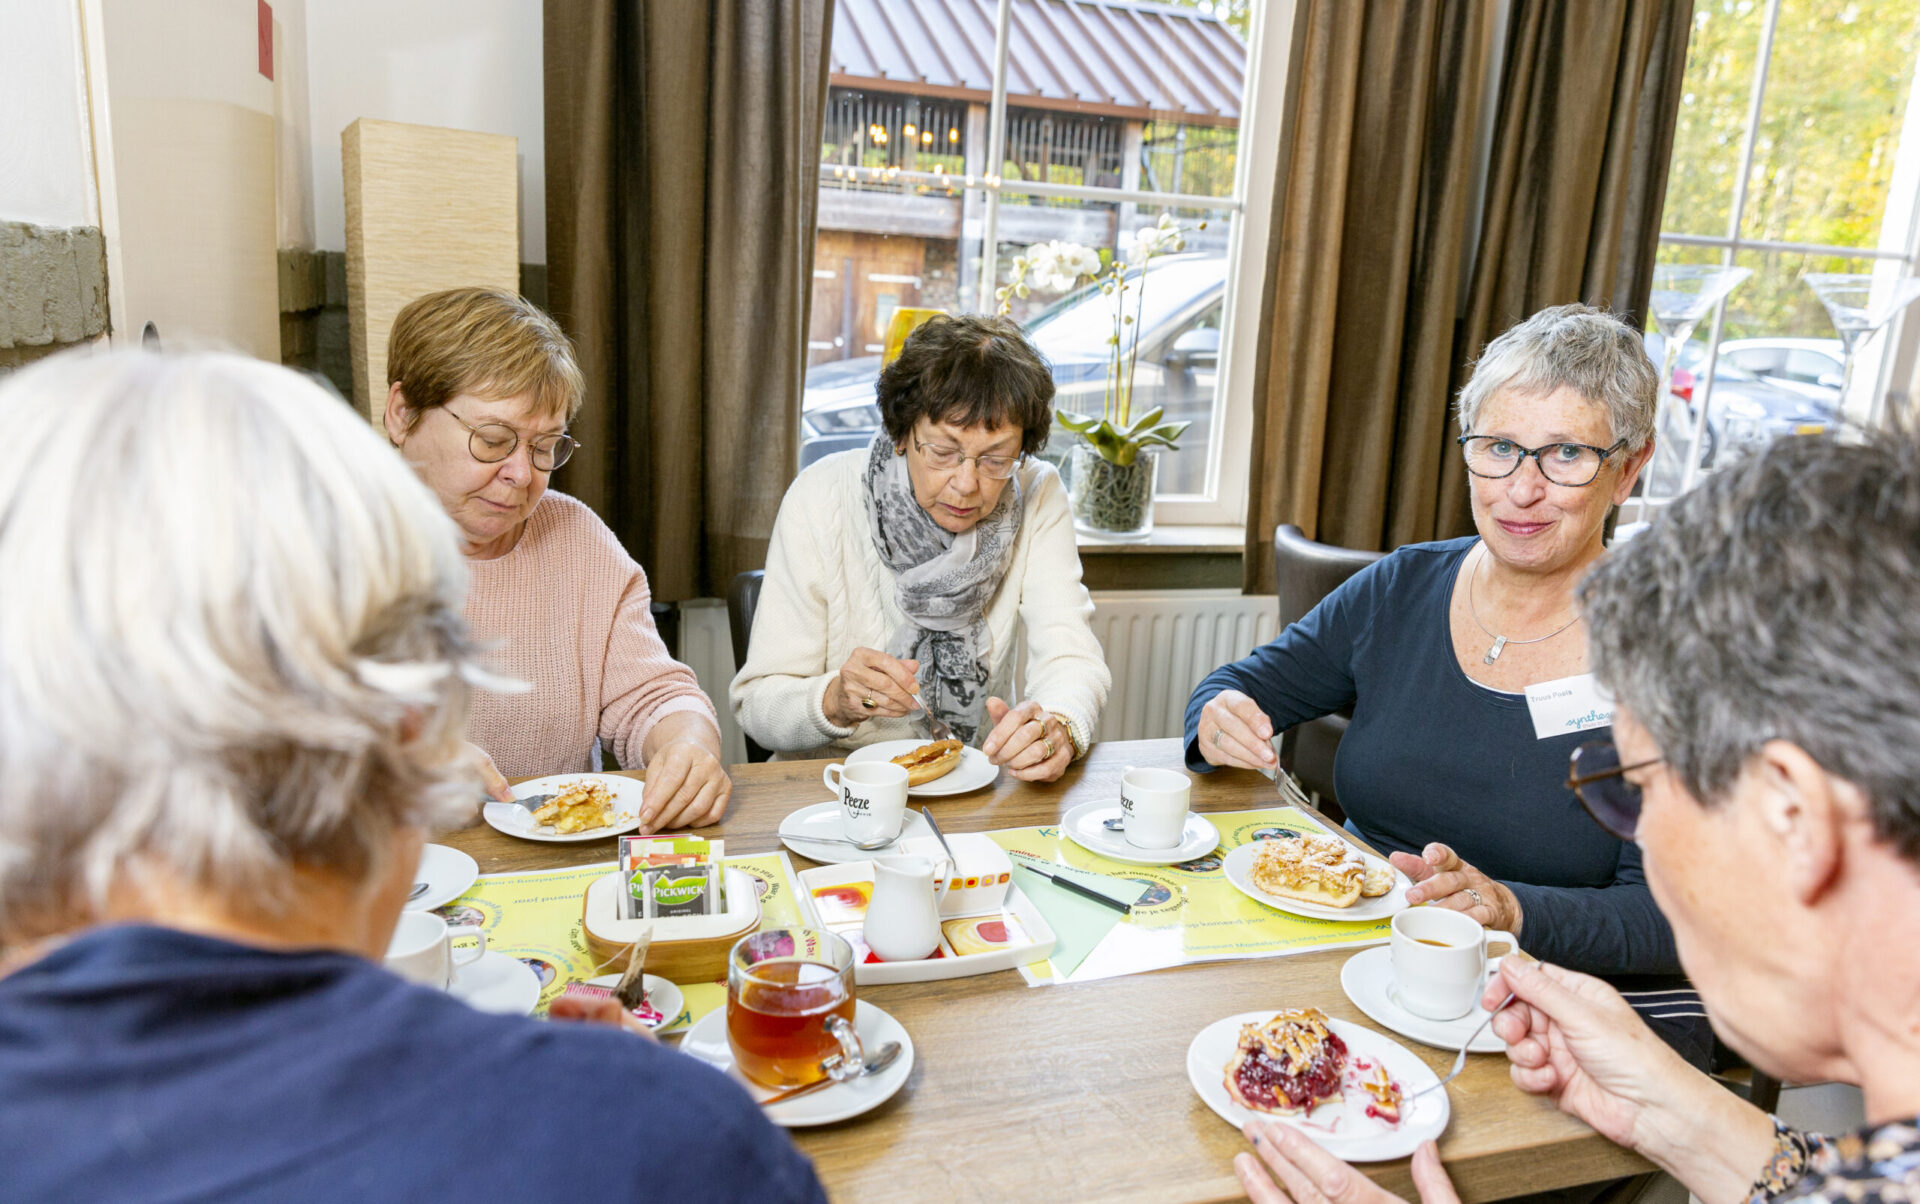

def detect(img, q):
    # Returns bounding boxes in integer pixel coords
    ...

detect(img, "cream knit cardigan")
[729,449,1110,757]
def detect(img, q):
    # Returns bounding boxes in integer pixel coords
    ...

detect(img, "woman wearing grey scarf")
[730,315,1110,781]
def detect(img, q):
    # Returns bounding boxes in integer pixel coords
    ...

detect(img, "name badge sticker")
[1523,673,1615,740]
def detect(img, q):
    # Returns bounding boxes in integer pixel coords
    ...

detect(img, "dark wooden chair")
[1273,524,1385,817]
[726,570,773,763]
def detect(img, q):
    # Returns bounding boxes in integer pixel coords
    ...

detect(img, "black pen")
[1010,853,1134,914]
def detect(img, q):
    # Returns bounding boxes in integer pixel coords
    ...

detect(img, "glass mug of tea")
[726,927,866,1090]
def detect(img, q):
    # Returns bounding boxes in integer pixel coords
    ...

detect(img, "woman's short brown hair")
[876,314,1056,456]
[386,287,584,427]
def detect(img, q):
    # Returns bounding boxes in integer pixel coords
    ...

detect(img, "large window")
[1648,0,1920,500]
[803,0,1270,521]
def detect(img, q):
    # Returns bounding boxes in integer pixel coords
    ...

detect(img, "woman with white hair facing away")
[0,351,825,1202]
[1235,428,1920,1204]
[1185,305,1710,1059]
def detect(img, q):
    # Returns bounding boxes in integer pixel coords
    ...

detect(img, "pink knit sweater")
[464,492,717,778]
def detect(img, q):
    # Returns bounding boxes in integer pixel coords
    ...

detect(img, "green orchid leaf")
[1056,410,1100,434]
[1120,406,1165,436]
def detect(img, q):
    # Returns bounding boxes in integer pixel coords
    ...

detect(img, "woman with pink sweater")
[381,287,729,831]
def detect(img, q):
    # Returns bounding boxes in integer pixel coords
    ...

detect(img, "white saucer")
[1340,946,1504,1053]
[408,843,479,912]
[845,739,999,796]
[585,972,687,1031]
[679,998,914,1127]
[449,950,542,1015]
[779,800,936,865]
[483,773,644,843]
[1221,840,1411,923]
[1058,801,1221,866]
[1187,1012,1449,1162]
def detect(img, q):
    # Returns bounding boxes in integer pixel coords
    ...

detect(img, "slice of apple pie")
[1223,1007,1349,1115]
[1249,833,1379,908]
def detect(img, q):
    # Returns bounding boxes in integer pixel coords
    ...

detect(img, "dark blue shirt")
[1184,537,1680,978]
[0,925,827,1203]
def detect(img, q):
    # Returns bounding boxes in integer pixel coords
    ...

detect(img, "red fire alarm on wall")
[258,0,274,81]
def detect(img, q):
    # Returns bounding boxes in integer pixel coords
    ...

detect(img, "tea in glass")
[725,928,864,1089]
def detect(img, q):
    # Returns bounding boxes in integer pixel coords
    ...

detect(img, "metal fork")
[912,696,953,743]
[1407,991,1515,1101]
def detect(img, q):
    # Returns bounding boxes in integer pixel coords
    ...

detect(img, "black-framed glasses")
[1567,739,1664,840]
[911,435,1023,480]
[1457,435,1626,487]
[444,407,579,471]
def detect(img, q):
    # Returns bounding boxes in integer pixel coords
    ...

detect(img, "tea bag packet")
[646,864,718,918]
[620,836,723,920]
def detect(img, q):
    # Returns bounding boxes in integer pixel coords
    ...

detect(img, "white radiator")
[678,591,1279,760]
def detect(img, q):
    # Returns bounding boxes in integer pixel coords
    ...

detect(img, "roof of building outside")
[831,0,1247,125]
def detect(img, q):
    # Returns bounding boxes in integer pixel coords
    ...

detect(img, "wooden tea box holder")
[582,867,761,983]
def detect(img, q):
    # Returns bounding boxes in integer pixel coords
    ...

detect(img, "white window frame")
[1660,0,1920,496]
[813,0,1295,528]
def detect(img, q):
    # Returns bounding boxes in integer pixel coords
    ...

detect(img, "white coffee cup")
[1389,906,1519,1021]
[1117,766,1192,849]
[385,910,486,989]
[823,760,910,845]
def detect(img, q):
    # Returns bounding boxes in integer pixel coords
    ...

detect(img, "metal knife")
[920,805,956,862]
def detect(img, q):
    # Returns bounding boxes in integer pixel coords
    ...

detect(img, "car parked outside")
[1639,332,1841,496]
[801,255,1227,496]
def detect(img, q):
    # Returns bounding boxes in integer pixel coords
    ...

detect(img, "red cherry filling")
[1228,1028,1348,1113]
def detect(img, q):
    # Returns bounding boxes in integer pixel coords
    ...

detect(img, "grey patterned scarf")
[862,432,1021,745]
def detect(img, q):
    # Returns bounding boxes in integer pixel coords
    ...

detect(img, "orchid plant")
[995,212,1204,467]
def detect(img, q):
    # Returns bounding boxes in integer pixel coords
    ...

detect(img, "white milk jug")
[863,854,952,962]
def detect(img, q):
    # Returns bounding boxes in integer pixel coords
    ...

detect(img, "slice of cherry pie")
[1223,1007,1348,1115]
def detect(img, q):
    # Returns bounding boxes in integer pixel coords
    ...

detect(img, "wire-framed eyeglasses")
[444,408,580,472]
[1566,738,1664,840]
[912,435,1023,480]
[1457,435,1626,487]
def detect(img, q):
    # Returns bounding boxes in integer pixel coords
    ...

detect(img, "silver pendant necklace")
[1466,546,1582,664]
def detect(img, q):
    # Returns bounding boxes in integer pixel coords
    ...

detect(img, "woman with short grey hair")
[0,350,823,1201]
[1236,428,1920,1204]
[1186,305,1703,1057]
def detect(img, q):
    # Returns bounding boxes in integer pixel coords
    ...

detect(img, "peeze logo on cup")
[1117,766,1192,850]
[823,759,910,845]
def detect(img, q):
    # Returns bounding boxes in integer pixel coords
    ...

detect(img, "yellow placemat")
[432,851,805,1032]
[988,807,1395,985]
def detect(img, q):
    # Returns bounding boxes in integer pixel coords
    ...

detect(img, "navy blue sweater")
[1184,538,1680,978]
[0,925,826,1203]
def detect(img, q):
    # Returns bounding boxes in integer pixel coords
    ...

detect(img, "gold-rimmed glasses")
[911,435,1022,480]
[444,408,580,471]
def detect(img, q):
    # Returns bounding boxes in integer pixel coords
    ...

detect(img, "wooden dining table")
[443,737,1651,1203]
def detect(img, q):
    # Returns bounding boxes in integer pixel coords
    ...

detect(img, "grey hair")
[1456,304,1659,454]
[0,350,490,948]
[1580,427,1920,864]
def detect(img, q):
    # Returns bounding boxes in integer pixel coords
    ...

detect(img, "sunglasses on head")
[1566,739,1663,840]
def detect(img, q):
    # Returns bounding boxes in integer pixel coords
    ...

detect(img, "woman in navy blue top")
[1187,306,1710,1063]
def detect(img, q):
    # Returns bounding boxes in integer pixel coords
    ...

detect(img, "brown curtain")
[544,0,833,601]
[1243,0,1693,593]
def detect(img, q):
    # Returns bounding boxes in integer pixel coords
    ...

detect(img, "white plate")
[448,951,542,1016]
[407,843,478,912]
[680,998,914,1127]
[845,739,999,797]
[779,800,936,865]
[482,773,644,843]
[1058,801,1222,866]
[1339,946,1504,1054]
[1221,840,1411,923]
[585,973,687,1032]
[1187,1012,1449,1162]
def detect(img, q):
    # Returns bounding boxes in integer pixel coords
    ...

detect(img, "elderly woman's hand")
[638,712,731,832]
[824,648,922,727]
[981,697,1072,782]
[1235,1120,1456,1204]
[1197,689,1280,773]
[547,991,658,1041]
[1392,843,1523,934]
[1488,958,1774,1199]
[466,742,514,804]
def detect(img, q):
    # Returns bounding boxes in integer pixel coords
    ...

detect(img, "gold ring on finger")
[862,696,876,710]
[1043,737,1055,759]
[1464,887,1484,908]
